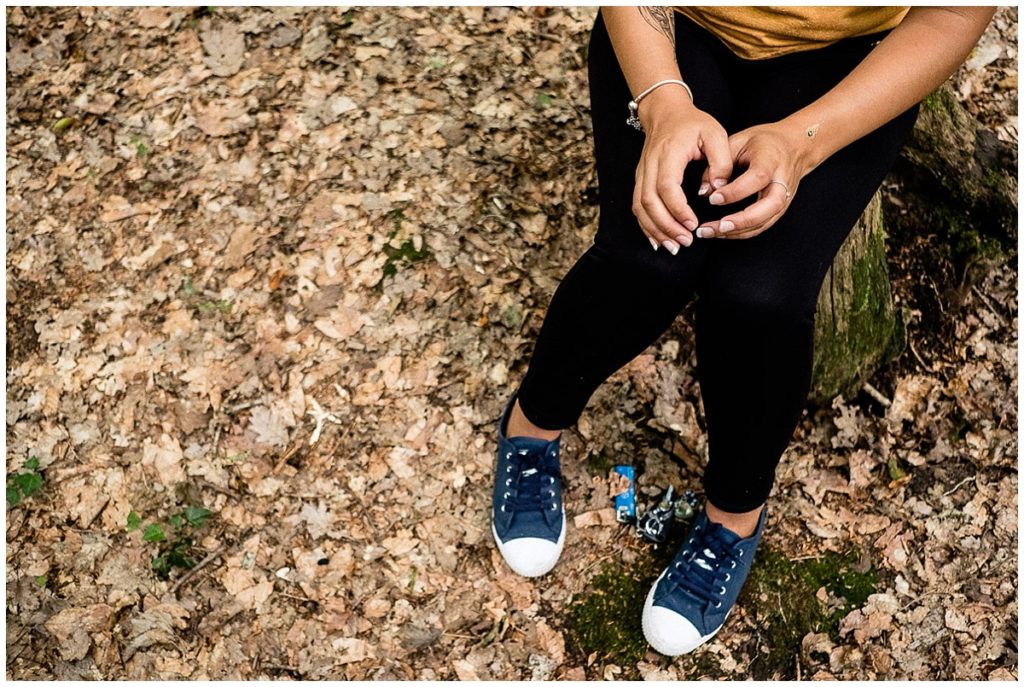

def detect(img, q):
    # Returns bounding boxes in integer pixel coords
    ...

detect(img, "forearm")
[601,7,692,121]
[781,6,996,172]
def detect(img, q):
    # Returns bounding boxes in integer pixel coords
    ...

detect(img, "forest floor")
[5,6,1018,680]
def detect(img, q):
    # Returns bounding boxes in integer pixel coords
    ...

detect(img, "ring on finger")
[770,179,792,199]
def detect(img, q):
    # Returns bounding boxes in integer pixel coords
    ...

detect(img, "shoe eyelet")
[505,452,512,460]
[674,562,683,570]
[503,491,511,500]
[506,465,514,473]
[547,476,555,484]
[714,600,722,609]
[550,504,558,512]
[724,573,731,581]
[719,586,726,595]
[505,478,512,486]
[730,561,737,569]
[500,505,509,513]
[547,490,555,498]
[738,550,744,557]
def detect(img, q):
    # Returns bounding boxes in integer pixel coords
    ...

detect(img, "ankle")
[705,501,764,539]
[506,399,561,442]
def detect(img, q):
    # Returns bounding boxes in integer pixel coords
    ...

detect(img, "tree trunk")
[895,84,1017,245]
[808,84,1016,405]
[810,193,902,405]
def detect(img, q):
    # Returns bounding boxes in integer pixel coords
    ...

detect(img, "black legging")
[516,12,919,512]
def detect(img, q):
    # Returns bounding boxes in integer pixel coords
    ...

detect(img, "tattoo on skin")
[639,7,675,47]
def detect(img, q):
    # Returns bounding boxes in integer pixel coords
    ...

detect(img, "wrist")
[637,84,696,129]
[776,116,826,174]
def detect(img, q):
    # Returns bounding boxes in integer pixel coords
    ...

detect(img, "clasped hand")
[633,95,811,249]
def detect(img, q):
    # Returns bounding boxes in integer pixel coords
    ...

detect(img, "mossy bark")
[896,84,1017,244]
[808,84,1016,404]
[810,193,902,405]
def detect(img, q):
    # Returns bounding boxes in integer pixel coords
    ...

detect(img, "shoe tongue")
[508,435,555,454]
[708,521,743,546]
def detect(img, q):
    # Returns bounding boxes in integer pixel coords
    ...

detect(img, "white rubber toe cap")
[491,515,565,578]
[642,581,710,656]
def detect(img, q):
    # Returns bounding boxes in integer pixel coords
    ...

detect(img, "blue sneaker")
[491,391,565,577]
[642,505,767,655]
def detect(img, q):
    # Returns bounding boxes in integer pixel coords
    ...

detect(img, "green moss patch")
[567,562,655,671]
[741,546,876,679]
[566,540,874,679]
[810,205,904,403]
[381,208,431,280]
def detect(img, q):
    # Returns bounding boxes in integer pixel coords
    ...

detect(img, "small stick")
[272,440,304,474]
[907,335,929,370]
[942,475,975,497]
[171,542,229,596]
[224,401,258,415]
[862,382,891,408]
[971,285,1008,326]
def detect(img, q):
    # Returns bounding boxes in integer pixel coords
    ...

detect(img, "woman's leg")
[627,19,924,658]
[694,38,921,516]
[514,11,735,432]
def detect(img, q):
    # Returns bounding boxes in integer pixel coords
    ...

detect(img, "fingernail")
[698,183,710,196]
[712,178,727,189]
[709,192,724,205]
[649,236,659,251]
[719,220,735,232]
[695,227,712,239]
[683,220,697,231]
[676,233,693,247]
[661,239,680,255]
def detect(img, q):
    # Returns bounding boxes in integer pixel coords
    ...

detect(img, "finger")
[640,158,695,249]
[697,168,712,199]
[640,196,694,251]
[717,214,781,240]
[650,148,699,232]
[632,165,662,250]
[637,205,691,252]
[707,164,773,207]
[632,172,677,250]
[716,183,789,235]
[693,219,721,239]
[699,126,734,196]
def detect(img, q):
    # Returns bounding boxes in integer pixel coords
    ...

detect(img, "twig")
[907,334,929,370]
[776,589,789,626]
[272,440,304,474]
[579,552,618,578]
[442,632,477,640]
[171,542,229,596]
[942,475,975,497]
[279,591,316,604]
[211,423,223,463]
[224,401,258,415]
[971,285,1008,326]
[862,382,892,408]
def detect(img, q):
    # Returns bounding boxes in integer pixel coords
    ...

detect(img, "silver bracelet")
[626,79,693,132]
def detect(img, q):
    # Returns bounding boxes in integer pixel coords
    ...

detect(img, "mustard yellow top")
[674,6,910,60]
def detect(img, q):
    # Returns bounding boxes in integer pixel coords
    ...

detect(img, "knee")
[591,233,706,291]
[698,278,816,328]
